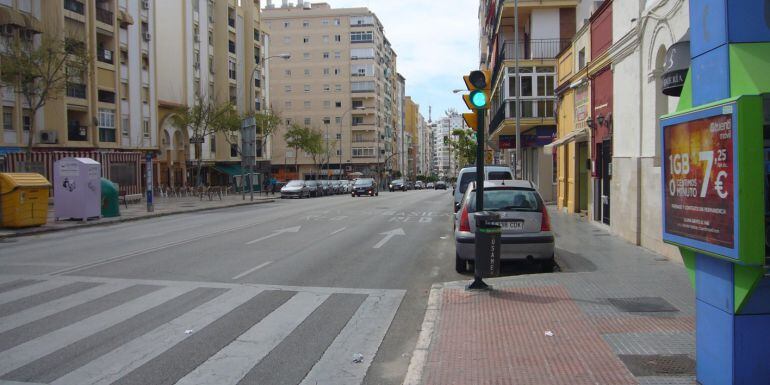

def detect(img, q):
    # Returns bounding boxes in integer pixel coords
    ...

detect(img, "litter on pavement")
[352,353,364,363]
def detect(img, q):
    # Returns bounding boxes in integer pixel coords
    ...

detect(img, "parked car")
[305,180,321,197]
[453,166,514,212]
[389,179,407,192]
[345,180,355,193]
[406,181,414,190]
[415,181,424,189]
[280,180,310,199]
[435,181,447,190]
[351,178,378,197]
[319,180,331,196]
[454,179,555,273]
[426,182,435,189]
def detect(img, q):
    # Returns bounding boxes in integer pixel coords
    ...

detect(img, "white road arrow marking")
[373,228,405,249]
[245,226,301,245]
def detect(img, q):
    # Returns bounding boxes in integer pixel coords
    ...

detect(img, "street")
[0,189,462,385]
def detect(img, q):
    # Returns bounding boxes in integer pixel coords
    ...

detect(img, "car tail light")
[459,205,471,232]
[540,204,551,232]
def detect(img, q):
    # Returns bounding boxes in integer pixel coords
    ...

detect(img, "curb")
[0,199,275,240]
[402,283,443,385]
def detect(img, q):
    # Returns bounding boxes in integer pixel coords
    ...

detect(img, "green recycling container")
[100,178,120,217]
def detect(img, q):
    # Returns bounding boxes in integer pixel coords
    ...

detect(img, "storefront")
[590,67,613,225]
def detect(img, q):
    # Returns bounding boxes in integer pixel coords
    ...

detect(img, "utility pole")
[514,0,521,179]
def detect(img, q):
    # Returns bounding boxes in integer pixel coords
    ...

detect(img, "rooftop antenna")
[428,106,432,123]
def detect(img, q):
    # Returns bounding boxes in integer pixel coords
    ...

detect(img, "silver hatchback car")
[454,180,555,273]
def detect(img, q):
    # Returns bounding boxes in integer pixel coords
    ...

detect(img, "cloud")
[309,0,479,119]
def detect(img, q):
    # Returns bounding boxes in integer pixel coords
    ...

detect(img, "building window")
[350,31,373,42]
[323,68,330,76]
[302,20,310,28]
[323,52,329,59]
[334,18,340,26]
[254,28,260,41]
[304,117,311,125]
[335,116,341,124]
[304,69,311,76]
[322,35,329,44]
[321,19,329,25]
[304,101,311,109]
[350,15,374,26]
[323,84,331,92]
[335,101,342,108]
[2,108,12,131]
[209,31,214,45]
[228,58,237,80]
[285,69,292,77]
[334,68,341,75]
[98,108,116,142]
[210,134,216,153]
[335,84,342,92]
[22,110,31,131]
[578,49,585,70]
[304,84,311,92]
[303,52,310,60]
[283,36,290,44]
[303,36,310,44]
[230,143,238,157]
[334,34,341,42]
[122,117,129,137]
[283,21,290,28]
[323,100,331,109]
[286,149,295,158]
[323,117,331,125]
[336,133,342,139]
[285,85,292,93]
[352,147,374,157]
[228,40,235,54]
[284,101,292,110]
[334,51,341,59]
[143,119,150,138]
[352,100,363,108]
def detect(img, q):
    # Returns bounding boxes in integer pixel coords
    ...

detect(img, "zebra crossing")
[0,274,405,385]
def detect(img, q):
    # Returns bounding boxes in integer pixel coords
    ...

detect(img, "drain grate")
[619,354,695,376]
[607,297,679,313]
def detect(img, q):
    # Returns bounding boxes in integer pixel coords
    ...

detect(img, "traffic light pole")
[467,108,488,290]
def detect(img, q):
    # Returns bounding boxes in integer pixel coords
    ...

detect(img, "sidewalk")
[406,208,696,385]
[0,193,275,239]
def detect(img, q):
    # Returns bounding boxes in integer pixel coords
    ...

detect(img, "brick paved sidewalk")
[405,209,696,385]
[0,193,275,239]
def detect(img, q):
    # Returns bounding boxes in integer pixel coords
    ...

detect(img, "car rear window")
[459,172,477,193]
[466,188,542,213]
[488,171,513,180]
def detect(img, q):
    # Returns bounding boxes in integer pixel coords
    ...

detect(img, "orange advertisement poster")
[663,113,734,248]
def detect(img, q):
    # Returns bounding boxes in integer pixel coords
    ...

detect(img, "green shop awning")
[212,164,245,176]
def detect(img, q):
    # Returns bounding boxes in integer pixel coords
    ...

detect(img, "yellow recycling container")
[0,173,51,228]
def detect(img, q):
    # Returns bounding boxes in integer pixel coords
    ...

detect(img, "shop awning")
[212,164,246,177]
[543,127,588,155]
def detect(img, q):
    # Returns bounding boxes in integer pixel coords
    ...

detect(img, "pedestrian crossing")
[0,275,405,385]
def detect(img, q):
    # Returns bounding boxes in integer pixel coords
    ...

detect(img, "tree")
[304,128,325,178]
[171,94,239,186]
[0,31,90,165]
[283,123,306,178]
[251,110,281,161]
[450,129,477,168]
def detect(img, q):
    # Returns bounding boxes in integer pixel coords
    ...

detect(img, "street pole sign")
[242,116,257,201]
[145,152,154,212]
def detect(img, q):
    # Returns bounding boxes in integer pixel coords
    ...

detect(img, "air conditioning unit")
[143,32,151,41]
[39,130,58,144]
[142,0,150,10]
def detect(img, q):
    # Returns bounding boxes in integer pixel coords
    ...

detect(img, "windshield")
[466,188,542,212]
[286,180,304,187]
[355,179,373,186]
[392,179,403,184]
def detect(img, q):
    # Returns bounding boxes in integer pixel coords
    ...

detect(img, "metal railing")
[488,99,557,134]
[64,0,85,15]
[500,39,571,61]
[95,8,113,25]
[66,83,86,99]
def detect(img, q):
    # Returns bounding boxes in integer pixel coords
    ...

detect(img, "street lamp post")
[245,53,290,200]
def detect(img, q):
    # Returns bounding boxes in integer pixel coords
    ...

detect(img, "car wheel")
[540,257,556,273]
[455,253,467,274]
[375,192,379,196]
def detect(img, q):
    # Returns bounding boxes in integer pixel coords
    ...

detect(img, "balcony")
[493,39,570,83]
[64,0,84,15]
[489,99,556,135]
[66,83,86,99]
[96,8,114,25]
[228,17,235,28]
[97,48,114,64]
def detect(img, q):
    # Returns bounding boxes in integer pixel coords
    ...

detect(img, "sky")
[292,0,479,122]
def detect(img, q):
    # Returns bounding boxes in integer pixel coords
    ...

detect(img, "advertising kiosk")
[660,1,770,383]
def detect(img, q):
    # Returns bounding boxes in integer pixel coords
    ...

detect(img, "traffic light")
[462,70,491,110]
[463,112,478,131]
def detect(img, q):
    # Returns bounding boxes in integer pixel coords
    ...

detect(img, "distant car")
[435,181,447,190]
[415,181,424,189]
[352,178,378,197]
[406,181,414,190]
[304,180,321,197]
[319,180,331,196]
[454,179,555,273]
[426,182,435,189]
[280,180,310,199]
[389,179,406,192]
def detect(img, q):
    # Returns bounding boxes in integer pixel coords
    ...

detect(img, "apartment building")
[433,113,464,178]
[403,96,419,178]
[0,0,157,195]
[263,1,397,181]
[395,72,405,175]
[155,0,263,188]
[479,0,578,202]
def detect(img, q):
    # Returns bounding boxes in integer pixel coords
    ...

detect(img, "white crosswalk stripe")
[0,275,405,385]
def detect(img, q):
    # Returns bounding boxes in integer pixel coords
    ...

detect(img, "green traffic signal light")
[469,90,487,109]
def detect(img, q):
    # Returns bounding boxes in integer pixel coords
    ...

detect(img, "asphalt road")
[0,188,462,385]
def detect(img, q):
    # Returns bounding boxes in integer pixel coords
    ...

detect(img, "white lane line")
[299,291,406,385]
[0,286,190,376]
[231,261,273,280]
[372,228,405,249]
[0,282,131,333]
[51,287,264,385]
[174,291,329,385]
[244,226,301,245]
[329,227,347,235]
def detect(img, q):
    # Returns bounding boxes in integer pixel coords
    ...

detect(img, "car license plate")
[492,221,523,230]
